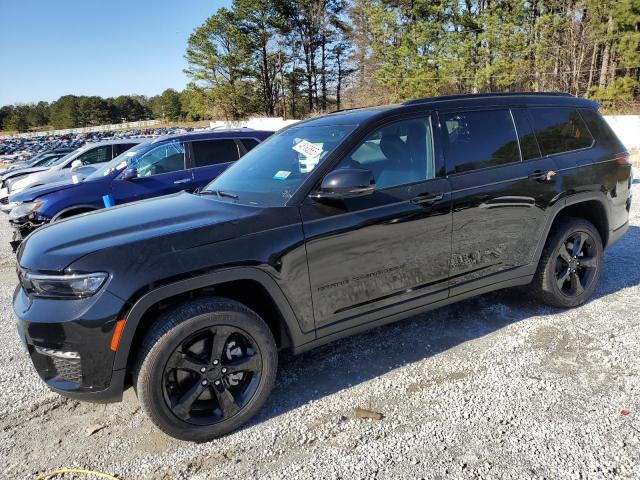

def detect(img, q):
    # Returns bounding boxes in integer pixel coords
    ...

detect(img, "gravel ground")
[1,174,639,479]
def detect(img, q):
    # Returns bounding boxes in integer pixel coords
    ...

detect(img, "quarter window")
[336,117,435,189]
[528,107,594,156]
[441,109,520,174]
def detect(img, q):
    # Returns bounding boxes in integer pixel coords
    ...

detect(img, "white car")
[0,139,145,209]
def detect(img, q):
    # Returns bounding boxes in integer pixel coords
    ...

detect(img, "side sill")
[292,274,533,355]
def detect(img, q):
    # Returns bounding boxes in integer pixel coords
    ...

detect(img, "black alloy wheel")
[532,216,603,308]
[554,231,598,297]
[162,326,262,425]
[134,298,277,442]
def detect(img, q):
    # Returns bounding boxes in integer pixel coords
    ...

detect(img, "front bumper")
[13,285,128,403]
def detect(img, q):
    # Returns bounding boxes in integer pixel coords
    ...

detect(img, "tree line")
[184,0,640,119]
[2,0,639,132]
[0,89,191,133]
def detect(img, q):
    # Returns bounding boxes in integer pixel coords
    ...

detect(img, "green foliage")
[589,76,640,102]
[149,89,183,121]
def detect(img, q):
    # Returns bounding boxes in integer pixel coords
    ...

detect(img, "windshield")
[202,124,356,206]
[36,154,64,167]
[85,141,152,180]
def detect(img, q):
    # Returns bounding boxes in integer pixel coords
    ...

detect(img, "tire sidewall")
[137,306,277,442]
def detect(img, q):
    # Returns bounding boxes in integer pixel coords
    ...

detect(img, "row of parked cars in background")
[0,128,273,249]
[0,127,188,159]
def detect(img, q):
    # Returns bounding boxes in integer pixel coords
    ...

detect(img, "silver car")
[0,139,146,208]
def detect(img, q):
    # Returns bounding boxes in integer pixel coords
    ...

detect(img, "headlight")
[20,271,108,298]
[9,201,43,221]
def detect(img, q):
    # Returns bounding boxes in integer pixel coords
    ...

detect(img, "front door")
[301,115,452,333]
[111,140,193,204]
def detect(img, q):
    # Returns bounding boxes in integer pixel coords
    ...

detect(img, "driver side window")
[135,142,185,177]
[336,117,434,189]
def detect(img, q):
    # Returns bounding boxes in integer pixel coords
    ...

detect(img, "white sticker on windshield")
[72,175,80,184]
[274,170,291,180]
[124,151,136,157]
[292,139,323,159]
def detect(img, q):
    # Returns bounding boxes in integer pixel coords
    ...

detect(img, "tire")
[133,297,277,442]
[532,216,603,308]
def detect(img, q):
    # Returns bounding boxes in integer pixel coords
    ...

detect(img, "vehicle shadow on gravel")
[249,225,640,428]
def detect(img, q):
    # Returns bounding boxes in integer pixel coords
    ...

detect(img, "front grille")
[51,356,83,383]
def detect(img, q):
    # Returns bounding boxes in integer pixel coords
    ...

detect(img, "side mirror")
[311,168,375,201]
[70,160,83,171]
[120,167,138,180]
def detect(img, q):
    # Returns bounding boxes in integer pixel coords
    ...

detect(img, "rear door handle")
[528,170,556,182]
[173,178,191,185]
[410,192,444,205]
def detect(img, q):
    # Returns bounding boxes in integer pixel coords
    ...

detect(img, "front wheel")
[532,217,603,308]
[133,298,277,442]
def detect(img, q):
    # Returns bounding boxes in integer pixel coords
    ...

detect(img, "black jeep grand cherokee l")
[15,93,632,441]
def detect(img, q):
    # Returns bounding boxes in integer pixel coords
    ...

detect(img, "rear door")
[442,107,558,294]
[110,140,192,203]
[187,138,243,190]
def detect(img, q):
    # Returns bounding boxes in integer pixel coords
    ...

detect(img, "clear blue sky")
[0,0,231,106]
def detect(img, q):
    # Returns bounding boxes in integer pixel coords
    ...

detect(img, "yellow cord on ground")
[34,468,120,480]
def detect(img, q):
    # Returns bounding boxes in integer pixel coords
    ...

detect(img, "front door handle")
[528,170,556,182]
[173,178,191,185]
[411,192,444,205]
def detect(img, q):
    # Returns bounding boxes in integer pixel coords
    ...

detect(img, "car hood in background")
[1,166,48,182]
[9,165,98,193]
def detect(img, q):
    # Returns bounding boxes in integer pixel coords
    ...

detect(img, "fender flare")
[528,190,611,272]
[112,267,315,370]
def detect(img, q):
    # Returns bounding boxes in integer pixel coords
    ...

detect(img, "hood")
[18,192,266,271]
[8,178,83,203]
[10,167,90,192]
[1,166,48,182]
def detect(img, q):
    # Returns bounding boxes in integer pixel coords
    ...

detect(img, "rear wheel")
[532,217,603,308]
[133,298,277,442]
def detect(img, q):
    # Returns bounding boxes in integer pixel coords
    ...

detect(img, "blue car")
[8,129,272,249]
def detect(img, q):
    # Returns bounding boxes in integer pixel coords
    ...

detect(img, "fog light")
[35,346,80,359]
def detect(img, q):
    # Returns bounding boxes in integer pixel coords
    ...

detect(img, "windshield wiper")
[200,189,239,200]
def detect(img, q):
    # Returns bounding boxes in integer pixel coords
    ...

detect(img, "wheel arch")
[531,192,611,272]
[113,267,314,373]
[51,204,100,221]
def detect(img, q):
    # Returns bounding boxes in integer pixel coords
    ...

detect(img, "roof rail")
[403,92,573,106]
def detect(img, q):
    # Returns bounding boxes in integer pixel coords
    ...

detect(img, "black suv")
[14,93,632,441]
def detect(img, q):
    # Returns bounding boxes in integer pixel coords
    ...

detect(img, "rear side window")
[441,109,520,173]
[578,108,625,153]
[192,139,241,167]
[113,143,137,156]
[239,138,259,152]
[528,107,593,156]
[511,109,541,160]
[76,145,111,165]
